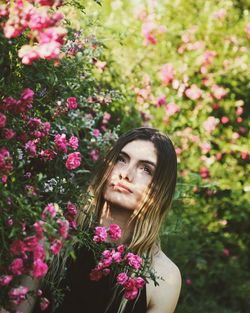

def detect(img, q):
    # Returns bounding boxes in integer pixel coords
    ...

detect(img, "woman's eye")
[117,155,126,163]
[142,165,152,175]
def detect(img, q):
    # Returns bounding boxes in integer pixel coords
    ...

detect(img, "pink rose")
[108,224,122,240]
[40,297,50,311]
[211,84,227,100]
[0,275,13,286]
[57,218,69,239]
[155,95,166,107]
[69,136,78,150]
[116,272,128,286]
[203,116,218,134]
[89,149,99,162]
[185,84,202,100]
[92,129,100,138]
[65,152,81,170]
[50,239,63,255]
[124,288,138,300]
[42,203,56,219]
[33,244,46,260]
[165,103,180,116]
[40,149,57,161]
[25,140,37,157]
[0,113,7,128]
[67,201,77,216]
[3,128,16,140]
[9,258,24,275]
[160,63,175,85]
[117,244,125,254]
[135,277,145,288]
[32,259,48,278]
[67,97,77,109]
[93,226,107,243]
[112,252,122,263]
[54,134,67,153]
[10,240,26,256]
[126,253,142,270]
[8,286,29,306]
[199,167,210,179]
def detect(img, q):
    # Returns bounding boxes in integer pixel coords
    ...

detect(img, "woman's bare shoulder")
[146,250,182,313]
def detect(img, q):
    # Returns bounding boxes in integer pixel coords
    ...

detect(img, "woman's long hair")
[81,127,177,257]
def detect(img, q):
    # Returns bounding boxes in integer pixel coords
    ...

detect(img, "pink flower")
[2,175,8,184]
[69,136,78,150]
[0,147,13,174]
[203,116,218,134]
[186,278,192,285]
[142,21,157,45]
[32,259,48,278]
[112,252,122,263]
[213,9,226,19]
[200,142,211,154]
[108,224,122,240]
[185,84,202,100]
[89,149,99,162]
[42,203,56,219]
[160,63,175,85]
[50,239,63,255]
[126,253,142,270]
[3,128,16,140]
[18,45,40,65]
[135,277,145,288]
[199,167,210,179]
[116,272,128,286]
[93,226,107,243]
[57,219,69,239]
[246,23,250,39]
[40,149,57,161]
[67,201,77,216]
[0,275,13,286]
[0,113,7,128]
[223,248,230,257]
[221,116,229,124]
[33,244,46,260]
[156,95,166,107]
[25,140,37,157]
[124,288,138,300]
[10,240,26,256]
[89,268,103,281]
[54,134,67,153]
[165,103,180,116]
[65,152,81,170]
[21,88,34,102]
[67,97,78,109]
[40,297,50,311]
[211,84,227,100]
[9,258,24,275]
[8,286,29,306]
[92,129,100,138]
[117,244,125,254]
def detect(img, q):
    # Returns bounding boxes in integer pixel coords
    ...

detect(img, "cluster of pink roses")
[0,200,77,311]
[90,224,146,301]
[54,133,81,170]
[1,0,66,64]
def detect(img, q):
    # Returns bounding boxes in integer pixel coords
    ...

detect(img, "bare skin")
[102,139,182,313]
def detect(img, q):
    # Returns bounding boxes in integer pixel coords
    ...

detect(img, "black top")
[33,247,147,313]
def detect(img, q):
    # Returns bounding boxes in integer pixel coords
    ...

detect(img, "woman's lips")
[113,183,133,193]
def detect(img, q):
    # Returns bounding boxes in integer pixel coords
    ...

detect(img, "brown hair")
[85,127,177,256]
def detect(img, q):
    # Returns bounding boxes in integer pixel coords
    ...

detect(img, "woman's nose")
[119,164,134,182]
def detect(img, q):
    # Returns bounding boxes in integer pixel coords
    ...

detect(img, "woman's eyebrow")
[119,151,156,167]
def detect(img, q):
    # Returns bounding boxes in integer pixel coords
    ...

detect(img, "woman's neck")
[99,202,135,245]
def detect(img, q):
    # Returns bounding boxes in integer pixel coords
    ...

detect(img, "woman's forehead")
[120,140,157,164]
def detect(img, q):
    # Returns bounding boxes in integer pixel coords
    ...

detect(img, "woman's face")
[103,140,157,211]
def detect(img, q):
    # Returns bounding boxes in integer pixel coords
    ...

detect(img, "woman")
[21,127,181,313]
